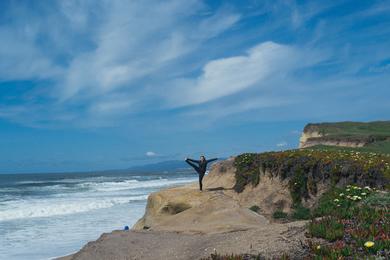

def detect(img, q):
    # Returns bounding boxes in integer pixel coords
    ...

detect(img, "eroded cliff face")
[299,128,367,148]
[299,131,322,148]
[132,158,323,234]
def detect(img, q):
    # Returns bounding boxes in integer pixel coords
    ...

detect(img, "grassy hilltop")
[304,121,390,154]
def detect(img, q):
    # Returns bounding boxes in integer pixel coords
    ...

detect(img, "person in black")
[185,156,218,191]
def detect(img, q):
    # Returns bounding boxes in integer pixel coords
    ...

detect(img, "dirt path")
[59,220,308,260]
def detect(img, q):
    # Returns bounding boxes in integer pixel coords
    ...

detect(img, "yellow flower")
[316,245,321,250]
[364,241,374,248]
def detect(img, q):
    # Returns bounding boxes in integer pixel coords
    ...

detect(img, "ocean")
[0,170,197,260]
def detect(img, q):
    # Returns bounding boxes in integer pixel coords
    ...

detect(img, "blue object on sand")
[124,226,129,231]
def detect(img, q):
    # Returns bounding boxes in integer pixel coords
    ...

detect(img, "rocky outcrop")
[133,158,270,233]
[133,157,321,234]
[299,130,322,148]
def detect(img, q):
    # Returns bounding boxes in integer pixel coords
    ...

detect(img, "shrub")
[290,204,311,220]
[249,205,260,213]
[272,210,288,219]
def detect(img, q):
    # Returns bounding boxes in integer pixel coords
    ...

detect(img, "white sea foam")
[0,195,148,221]
[0,177,196,221]
[81,178,195,192]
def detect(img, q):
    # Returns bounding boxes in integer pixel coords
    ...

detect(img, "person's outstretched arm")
[206,158,218,164]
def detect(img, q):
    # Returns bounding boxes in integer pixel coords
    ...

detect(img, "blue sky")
[0,0,389,173]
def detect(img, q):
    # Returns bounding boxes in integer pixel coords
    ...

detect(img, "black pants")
[198,173,205,191]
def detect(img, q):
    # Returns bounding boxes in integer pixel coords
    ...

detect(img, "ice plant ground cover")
[307,185,389,258]
[229,149,390,258]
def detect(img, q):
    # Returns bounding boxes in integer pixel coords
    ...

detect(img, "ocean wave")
[0,176,196,221]
[0,195,147,221]
[80,178,196,192]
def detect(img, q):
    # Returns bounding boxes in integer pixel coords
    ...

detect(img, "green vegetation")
[309,216,344,241]
[307,185,390,258]
[305,121,390,137]
[304,121,390,154]
[290,204,311,220]
[272,207,310,220]
[249,205,260,213]
[272,209,288,219]
[234,149,390,258]
[234,149,390,195]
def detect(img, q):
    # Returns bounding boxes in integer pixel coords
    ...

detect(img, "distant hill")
[299,121,390,154]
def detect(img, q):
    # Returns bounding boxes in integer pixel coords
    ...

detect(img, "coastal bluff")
[58,158,310,260]
[299,121,390,149]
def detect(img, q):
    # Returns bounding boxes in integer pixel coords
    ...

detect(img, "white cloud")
[58,0,239,101]
[146,151,157,157]
[0,0,388,129]
[166,41,321,107]
[276,142,288,147]
[0,27,62,80]
[0,0,241,127]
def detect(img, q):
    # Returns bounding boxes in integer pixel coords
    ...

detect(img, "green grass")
[305,121,390,137]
